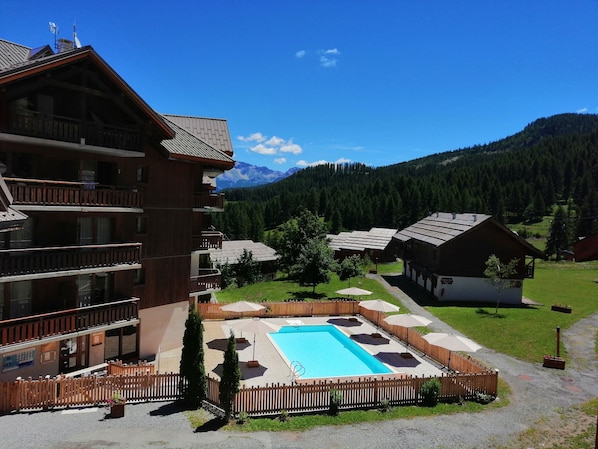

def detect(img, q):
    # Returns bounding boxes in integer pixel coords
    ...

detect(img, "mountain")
[214,113,598,240]
[216,161,300,191]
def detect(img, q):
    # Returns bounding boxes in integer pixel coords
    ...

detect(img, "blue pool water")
[269,324,392,379]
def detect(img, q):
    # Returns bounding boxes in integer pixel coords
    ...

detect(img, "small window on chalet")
[135,217,147,234]
[136,166,148,183]
[134,268,145,286]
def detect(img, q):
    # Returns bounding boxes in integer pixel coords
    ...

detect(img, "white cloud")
[296,157,351,167]
[295,50,306,58]
[320,56,337,68]
[323,48,340,55]
[280,141,303,154]
[238,132,266,142]
[577,107,588,113]
[274,157,287,164]
[266,136,285,146]
[250,144,277,155]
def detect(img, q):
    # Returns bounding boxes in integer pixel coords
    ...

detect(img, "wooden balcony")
[0,298,139,347]
[0,243,141,278]
[6,108,142,152]
[193,193,224,210]
[191,231,223,251]
[189,269,221,294]
[6,178,143,209]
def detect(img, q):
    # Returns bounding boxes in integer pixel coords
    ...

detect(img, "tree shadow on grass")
[476,308,507,319]
[287,291,327,301]
[194,417,228,432]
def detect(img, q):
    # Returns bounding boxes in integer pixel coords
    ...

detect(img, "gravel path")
[2,274,596,449]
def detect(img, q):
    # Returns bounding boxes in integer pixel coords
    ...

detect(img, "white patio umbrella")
[422,333,482,370]
[336,287,373,297]
[358,299,400,329]
[220,301,266,340]
[383,314,432,349]
[229,318,281,365]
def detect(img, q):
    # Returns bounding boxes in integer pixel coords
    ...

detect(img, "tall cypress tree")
[179,304,206,406]
[219,331,241,420]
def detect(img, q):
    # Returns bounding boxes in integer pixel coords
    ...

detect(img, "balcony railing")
[6,178,143,209]
[189,269,221,294]
[193,193,224,210]
[0,298,139,347]
[192,231,223,251]
[6,108,142,152]
[0,243,141,277]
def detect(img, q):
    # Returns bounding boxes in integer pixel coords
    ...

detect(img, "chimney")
[57,38,74,53]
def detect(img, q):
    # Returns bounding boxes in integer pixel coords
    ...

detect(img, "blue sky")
[3,1,598,171]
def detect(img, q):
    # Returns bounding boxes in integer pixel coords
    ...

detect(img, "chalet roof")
[393,213,492,247]
[393,212,545,258]
[0,39,31,69]
[160,116,234,168]
[211,240,279,265]
[161,114,234,156]
[0,41,175,141]
[328,227,397,252]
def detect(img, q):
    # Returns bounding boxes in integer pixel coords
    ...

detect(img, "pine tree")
[179,305,206,406]
[219,331,241,420]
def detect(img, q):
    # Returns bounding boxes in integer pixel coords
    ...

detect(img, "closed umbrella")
[229,318,281,367]
[359,299,400,330]
[422,333,482,370]
[383,314,432,349]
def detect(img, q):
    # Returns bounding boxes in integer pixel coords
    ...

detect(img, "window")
[9,281,32,319]
[135,216,147,234]
[136,166,148,183]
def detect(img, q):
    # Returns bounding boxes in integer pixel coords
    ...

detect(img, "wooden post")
[556,326,561,358]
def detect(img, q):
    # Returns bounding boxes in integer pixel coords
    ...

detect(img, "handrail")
[5,177,138,191]
[0,242,141,255]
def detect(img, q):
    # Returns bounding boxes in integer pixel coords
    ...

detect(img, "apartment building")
[0,38,234,380]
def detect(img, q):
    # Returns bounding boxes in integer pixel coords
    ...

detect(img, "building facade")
[0,39,234,380]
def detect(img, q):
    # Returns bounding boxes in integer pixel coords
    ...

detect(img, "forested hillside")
[213,113,598,243]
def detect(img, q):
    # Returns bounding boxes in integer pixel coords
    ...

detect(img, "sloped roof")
[0,41,174,140]
[393,212,545,258]
[211,240,278,265]
[160,116,234,168]
[393,213,492,247]
[328,227,397,252]
[162,114,234,156]
[0,39,30,70]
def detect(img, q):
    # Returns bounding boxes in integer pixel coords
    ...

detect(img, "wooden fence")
[198,301,490,374]
[1,370,497,415]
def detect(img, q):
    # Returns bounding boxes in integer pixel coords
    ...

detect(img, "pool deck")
[158,316,445,387]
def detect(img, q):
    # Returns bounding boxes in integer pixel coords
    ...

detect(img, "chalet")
[573,234,598,262]
[210,240,279,281]
[328,227,398,263]
[0,38,234,380]
[393,212,546,304]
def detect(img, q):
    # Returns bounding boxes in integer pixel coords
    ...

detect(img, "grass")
[184,379,510,432]
[423,260,598,363]
[215,262,404,309]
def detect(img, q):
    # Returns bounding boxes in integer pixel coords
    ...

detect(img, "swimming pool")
[269,324,392,379]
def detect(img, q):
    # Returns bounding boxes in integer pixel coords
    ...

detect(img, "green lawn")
[425,260,598,362]
[214,260,597,364]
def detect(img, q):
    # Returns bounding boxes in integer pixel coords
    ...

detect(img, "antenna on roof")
[48,21,59,51]
[73,22,82,48]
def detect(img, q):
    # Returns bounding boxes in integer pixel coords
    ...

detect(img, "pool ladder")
[290,360,306,381]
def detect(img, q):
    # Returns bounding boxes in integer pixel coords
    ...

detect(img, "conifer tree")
[179,305,206,406]
[219,331,241,420]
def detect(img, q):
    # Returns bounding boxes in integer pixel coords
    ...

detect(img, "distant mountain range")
[216,161,301,190]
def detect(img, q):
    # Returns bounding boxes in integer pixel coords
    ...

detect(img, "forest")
[213,113,598,247]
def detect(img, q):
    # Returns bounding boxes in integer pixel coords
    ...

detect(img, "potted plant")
[106,391,126,418]
[551,304,572,314]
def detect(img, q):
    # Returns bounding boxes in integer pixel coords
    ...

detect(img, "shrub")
[379,398,391,413]
[236,410,248,425]
[278,409,289,422]
[329,389,343,416]
[474,392,496,404]
[420,378,441,407]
